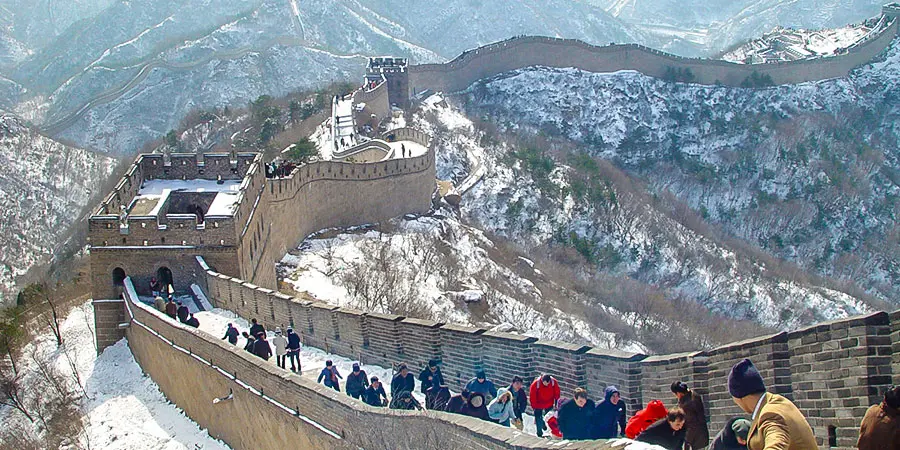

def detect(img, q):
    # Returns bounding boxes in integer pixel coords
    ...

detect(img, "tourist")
[164,298,177,319]
[418,359,444,394]
[488,388,516,427]
[635,407,687,450]
[728,358,816,450]
[710,417,751,450]
[316,360,342,391]
[426,385,451,411]
[626,399,668,439]
[465,369,498,402]
[857,385,900,450]
[389,390,423,410]
[242,331,255,353]
[149,277,160,297]
[462,392,490,421]
[445,389,470,414]
[558,388,595,440]
[272,328,288,369]
[529,374,561,437]
[671,380,709,449]
[593,386,626,439]
[345,363,369,400]
[363,376,388,407]
[185,314,199,328]
[153,296,166,313]
[249,318,265,338]
[390,363,415,395]
[176,301,189,323]
[507,376,528,430]
[285,327,302,372]
[222,323,239,345]
[252,332,272,361]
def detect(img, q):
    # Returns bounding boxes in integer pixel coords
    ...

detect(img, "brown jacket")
[857,402,900,450]
[679,390,710,449]
[747,393,816,450]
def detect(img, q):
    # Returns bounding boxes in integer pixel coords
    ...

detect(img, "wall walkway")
[409,20,898,93]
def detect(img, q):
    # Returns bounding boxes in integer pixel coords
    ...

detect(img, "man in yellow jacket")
[728,358,817,450]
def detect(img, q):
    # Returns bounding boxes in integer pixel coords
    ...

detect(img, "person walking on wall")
[418,359,444,394]
[635,407,687,450]
[185,314,199,328]
[593,385,626,439]
[222,323,239,345]
[363,376,388,407]
[389,390,423,410]
[346,363,370,400]
[857,385,900,450]
[427,385,451,411]
[466,369,498,403]
[488,388,517,427]
[445,389,470,414]
[271,328,288,369]
[285,327,302,372]
[252,332,272,361]
[165,298,177,319]
[529,374,561,438]
[390,363,415,395]
[710,417,751,450]
[317,360,342,391]
[728,358,816,450]
[626,399,668,439]
[176,301,189,323]
[154,296,166,313]
[557,388,595,440]
[507,376,528,430]
[242,331,255,353]
[249,318,265,338]
[150,277,160,297]
[671,380,710,449]
[462,392,491,421]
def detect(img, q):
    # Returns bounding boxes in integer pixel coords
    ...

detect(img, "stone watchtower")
[366,57,409,110]
[884,3,900,22]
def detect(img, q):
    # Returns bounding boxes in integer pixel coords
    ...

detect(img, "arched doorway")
[156,267,174,295]
[112,267,126,286]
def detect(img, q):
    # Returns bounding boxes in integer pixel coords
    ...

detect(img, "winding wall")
[200,260,899,450]
[408,20,898,93]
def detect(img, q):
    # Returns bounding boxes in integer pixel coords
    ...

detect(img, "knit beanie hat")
[728,359,766,398]
[731,418,751,440]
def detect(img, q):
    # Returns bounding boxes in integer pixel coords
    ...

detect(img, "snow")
[0,300,230,449]
[134,179,242,217]
[387,140,427,158]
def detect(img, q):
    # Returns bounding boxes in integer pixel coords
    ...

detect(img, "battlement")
[885,2,900,19]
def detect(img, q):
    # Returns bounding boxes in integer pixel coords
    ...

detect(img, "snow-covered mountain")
[457,36,900,321]
[0,115,115,304]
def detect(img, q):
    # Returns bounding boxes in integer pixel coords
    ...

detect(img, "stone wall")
[202,263,900,450]
[408,20,898,94]
[120,278,614,450]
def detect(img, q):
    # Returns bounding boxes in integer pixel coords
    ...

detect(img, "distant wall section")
[409,20,898,93]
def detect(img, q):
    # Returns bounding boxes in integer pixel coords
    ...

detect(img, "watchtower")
[367,57,409,109]
[884,3,900,20]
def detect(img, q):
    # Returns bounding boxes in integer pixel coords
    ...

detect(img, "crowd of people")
[209,317,899,449]
[153,296,199,328]
[265,160,297,179]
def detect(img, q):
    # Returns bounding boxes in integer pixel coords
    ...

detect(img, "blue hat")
[728,359,766,398]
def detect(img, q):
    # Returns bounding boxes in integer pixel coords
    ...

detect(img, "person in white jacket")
[272,328,288,369]
[488,388,516,427]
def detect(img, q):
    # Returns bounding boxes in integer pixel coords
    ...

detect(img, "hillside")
[0,115,115,305]
[457,36,900,321]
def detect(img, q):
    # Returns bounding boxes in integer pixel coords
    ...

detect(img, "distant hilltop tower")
[884,2,900,21]
[367,57,408,110]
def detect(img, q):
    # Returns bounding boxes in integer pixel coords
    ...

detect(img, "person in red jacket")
[530,374,561,437]
[626,399,668,439]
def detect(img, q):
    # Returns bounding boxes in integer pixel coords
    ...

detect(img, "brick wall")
[584,349,643,414]
[893,311,900,386]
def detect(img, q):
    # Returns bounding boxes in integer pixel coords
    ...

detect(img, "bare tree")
[0,366,34,422]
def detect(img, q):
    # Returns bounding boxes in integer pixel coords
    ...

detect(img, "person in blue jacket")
[593,385,627,439]
[465,369,498,402]
[316,360,342,391]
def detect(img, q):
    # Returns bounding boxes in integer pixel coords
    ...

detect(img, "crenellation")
[361,313,405,368]
[532,340,590,398]
[440,324,486,389]
[398,318,444,372]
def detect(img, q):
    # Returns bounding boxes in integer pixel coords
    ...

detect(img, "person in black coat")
[418,359,444,394]
[390,363,415,395]
[426,385,451,411]
[249,318,265,338]
[558,389,596,440]
[445,389,470,414]
[345,363,369,400]
[461,392,490,421]
[222,323,239,345]
[508,376,528,429]
[709,417,750,450]
[363,377,388,407]
[636,407,687,450]
[252,333,272,361]
[185,314,199,328]
[242,332,255,353]
[389,390,423,410]
[176,302,190,323]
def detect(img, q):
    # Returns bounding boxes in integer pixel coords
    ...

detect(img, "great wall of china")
[88,6,900,449]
